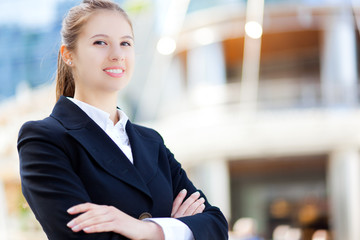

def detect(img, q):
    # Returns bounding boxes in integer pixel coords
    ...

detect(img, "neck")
[73,91,119,124]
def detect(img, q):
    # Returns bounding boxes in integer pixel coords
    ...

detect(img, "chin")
[107,83,130,92]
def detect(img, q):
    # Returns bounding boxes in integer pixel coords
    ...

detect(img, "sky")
[0,0,60,27]
[0,0,357,28]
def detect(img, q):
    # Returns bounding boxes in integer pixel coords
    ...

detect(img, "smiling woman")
[60,9,135,107]
[55,0,134,106]
[17,0,228,240]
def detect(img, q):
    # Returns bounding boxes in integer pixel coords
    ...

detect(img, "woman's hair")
[55,0,133,101]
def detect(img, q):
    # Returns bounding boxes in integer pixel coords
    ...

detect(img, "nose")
[110,55,125,62]
[109,46,125,62]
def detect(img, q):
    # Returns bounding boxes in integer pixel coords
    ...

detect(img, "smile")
[103,67,125,78]
[104,69,123,74]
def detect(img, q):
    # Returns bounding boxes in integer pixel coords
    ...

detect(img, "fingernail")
[181,189,187,193]
[193,191,200,196]
[67,207,75,213]
[72,225,80,231]
[200,197,205,202]
[67,220,75,228]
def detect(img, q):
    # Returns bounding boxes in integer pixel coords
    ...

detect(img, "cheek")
[126,52,135,70]
[77,48,106,65]
[127,58,135,69]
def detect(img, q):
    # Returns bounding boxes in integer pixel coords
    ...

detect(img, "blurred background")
[0,0,360,239]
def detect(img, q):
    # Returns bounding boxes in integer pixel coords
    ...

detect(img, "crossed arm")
[66,189,205,239]
[18,121,228,239]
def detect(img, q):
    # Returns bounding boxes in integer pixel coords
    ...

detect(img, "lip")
[103,66,125,78]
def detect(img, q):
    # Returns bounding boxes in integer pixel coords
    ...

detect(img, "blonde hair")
[55,0,133,101]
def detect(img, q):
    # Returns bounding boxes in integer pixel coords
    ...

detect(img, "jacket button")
[139,212,152,220]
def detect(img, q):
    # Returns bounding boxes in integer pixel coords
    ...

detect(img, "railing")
[170,79,360,113]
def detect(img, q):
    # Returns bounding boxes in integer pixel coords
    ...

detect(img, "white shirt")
[68,97,194,240]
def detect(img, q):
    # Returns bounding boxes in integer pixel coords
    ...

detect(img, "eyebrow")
[90,34,134,40]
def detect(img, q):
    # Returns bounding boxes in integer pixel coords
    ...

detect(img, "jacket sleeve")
[18,120,127,240]
[164,144,229,240]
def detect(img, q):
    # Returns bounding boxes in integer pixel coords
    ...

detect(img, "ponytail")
[55,50,75,101]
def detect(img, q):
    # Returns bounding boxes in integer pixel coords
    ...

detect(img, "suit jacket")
[18,96,228,240]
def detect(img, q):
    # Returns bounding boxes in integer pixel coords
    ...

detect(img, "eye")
[121,41,132,47]
[93,40,107,46]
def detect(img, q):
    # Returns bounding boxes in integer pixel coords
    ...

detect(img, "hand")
[171,189,205,218]
[66,203,164,240]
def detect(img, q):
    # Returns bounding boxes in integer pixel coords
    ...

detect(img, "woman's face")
[71,10,135,95]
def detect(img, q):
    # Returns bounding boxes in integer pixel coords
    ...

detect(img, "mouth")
[103,67,125,78]
[104,69,123,74]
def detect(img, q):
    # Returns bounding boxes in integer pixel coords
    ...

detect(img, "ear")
[61,45,73,66]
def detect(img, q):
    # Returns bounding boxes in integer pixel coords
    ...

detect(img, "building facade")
[0,0,359,239]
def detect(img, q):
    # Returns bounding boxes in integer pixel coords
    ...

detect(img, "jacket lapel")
[50,96,156,199]
[126,122,158,185]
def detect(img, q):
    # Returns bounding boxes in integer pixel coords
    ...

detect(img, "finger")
[67,206,110,231]
[192,202,206,215]
[184,197,205,216]
[83,221,115,233]
[70,214,112,232]
[173,191,200,218]
[171,189,187,217]
[193,203,205,215]
[67,202,95,215]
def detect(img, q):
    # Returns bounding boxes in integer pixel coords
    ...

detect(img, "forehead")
[81,10,133,38]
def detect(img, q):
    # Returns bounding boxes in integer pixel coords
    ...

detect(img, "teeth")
[105,69,123,74]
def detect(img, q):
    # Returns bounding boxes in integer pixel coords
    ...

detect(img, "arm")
[62,171,218,240]
[132,126,228,239]
[65,167,205,240]
[19,120,202,240]
[18,120,141,240]
[166,147,229,240]
[66,202,164,240]
[144,189,205,240]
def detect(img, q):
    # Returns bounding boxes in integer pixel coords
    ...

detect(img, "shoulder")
[130,122,164,143]
[18,116,65,141]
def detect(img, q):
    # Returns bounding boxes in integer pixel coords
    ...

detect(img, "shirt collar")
[67,97,128,131]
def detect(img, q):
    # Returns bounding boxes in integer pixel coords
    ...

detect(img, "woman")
[17,0,228,239]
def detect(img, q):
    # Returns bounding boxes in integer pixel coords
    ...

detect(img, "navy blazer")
[18,96,228,240]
